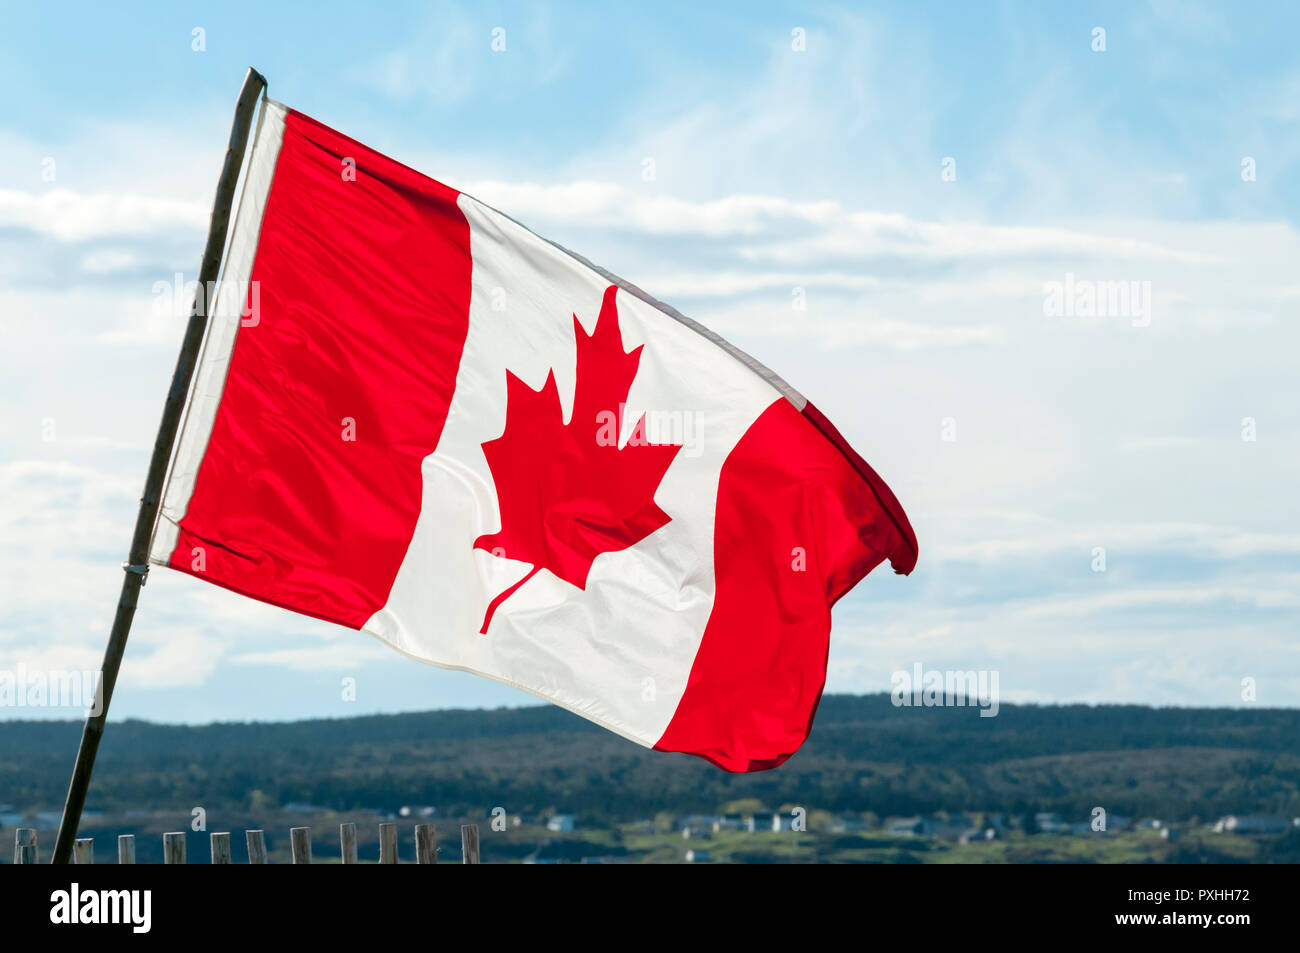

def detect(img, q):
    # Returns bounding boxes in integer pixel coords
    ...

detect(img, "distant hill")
[3,695,1300,822]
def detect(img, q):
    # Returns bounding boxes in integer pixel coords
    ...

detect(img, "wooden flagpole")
[50,67,268,864]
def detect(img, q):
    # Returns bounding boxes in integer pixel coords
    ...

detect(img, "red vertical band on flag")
[166,109,473,628]
[654,398,917,771]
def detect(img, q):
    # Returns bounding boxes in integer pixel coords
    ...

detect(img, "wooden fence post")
[163,832,186,864]
[211,832,232,864]
[290,826,312,864]
[73,838,94,864]
[379,822,397,864]
[13,828,35,865]
[340,823,357,865]
[246,830,267,864]
[415,823,437,864]
[461,824,480,864]
[118,834,135,864]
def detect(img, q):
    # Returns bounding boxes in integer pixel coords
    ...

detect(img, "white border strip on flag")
[148,98,288,566]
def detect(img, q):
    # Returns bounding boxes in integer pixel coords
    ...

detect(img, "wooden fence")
[10,822,481,864]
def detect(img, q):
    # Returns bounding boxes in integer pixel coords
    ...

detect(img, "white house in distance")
[1213,815,1294,834]
[887,817,925,836]
[398,805,437,819]
[546,814,576,833]
[677,814,718,839]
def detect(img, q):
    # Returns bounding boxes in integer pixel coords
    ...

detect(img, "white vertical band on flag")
[148,98,288,566]
[362,193,784,748]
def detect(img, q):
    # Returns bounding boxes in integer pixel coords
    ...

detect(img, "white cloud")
[464,178,1206,263]
[635,271,880,298]
[466,180,842,237]
[118,627,225,689]
[1008,584,1300,621]
[81,249,140,275]
[932,523,1300,564]
[230,642,395,672]
[0,188,206,241]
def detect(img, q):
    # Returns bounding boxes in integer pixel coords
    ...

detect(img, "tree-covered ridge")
[2,695,1298,821]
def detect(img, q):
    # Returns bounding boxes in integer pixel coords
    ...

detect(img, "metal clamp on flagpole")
[122,563,150,584]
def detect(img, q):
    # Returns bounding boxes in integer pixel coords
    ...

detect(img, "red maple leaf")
[475,285,684,633]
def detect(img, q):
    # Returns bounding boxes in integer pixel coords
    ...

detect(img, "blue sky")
[2,1,1298,724]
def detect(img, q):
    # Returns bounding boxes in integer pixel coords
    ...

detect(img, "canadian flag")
[152,100,918,771]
